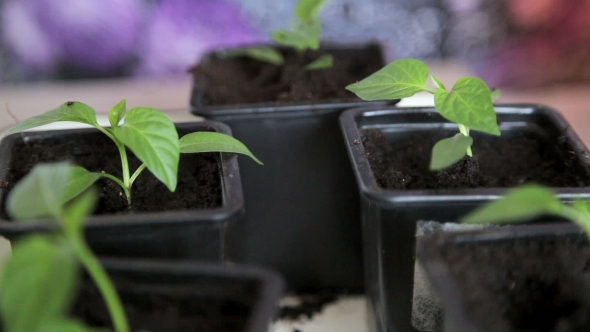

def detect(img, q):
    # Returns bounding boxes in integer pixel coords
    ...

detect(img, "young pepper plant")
[4,100,262,205]
[2,162,129,332]
[461,184,590,237]
[346,58,500,170]
[229,0,333,70]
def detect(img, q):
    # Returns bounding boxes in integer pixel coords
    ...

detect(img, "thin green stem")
[95,126,131,204]
[115,141,131,188]
[424,87,437,94]
[95,126,116,142]
[458,124,473,157]
[128,163,147,190]
[100,173,131,204]
[66,231,130,332]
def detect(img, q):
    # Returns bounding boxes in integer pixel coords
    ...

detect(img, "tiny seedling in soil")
[3,100,262,206]
[227,0,333,70]
[2,162,130,332]
[346,58,500,171]
[461,183,590,237]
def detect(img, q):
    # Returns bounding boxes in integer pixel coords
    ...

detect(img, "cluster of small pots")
[1,43,590,331]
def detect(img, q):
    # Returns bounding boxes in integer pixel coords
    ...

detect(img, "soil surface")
[419,233,590,332]
[190,45,385,105]
[1,131,222,216]
[73,277,259,332]
[361,128,589,189]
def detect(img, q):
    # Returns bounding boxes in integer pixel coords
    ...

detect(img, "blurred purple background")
[1,0,589,88]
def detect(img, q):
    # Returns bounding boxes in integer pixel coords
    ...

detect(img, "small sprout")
[4,100,262,205]
[232,0,333,70]
[346,58,500,171]
[461,184,590,238]
[3,163,130,332]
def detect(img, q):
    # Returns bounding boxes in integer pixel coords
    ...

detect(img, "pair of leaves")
[346,58,500,136]
[4,100,180,192]
[5,100,263,198]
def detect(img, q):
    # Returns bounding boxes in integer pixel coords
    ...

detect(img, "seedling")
[461,184,590,237]
[229,0,333,70]
[2,162,129,332]
[4,100,262,205]
[346,58,500,170]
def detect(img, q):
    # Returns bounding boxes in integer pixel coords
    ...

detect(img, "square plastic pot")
[190,43,397,291]
[339,105,590,332]
[0,121,244,261]
[77,259,284,332]
[417,223,586,332]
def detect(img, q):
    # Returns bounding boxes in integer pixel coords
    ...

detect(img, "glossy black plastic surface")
[340,105,590,332]
[191,44,397,291]
[417,223,586,332]
[0,121,244,261]
[97,259,284,332]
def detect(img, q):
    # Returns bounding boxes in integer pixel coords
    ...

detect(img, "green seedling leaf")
[272,19,321,52]
[38,319,105,332]
[62,187,98,235]
[113,107,180,192]
[434,77,500,136]
[240,47,284,65]
[179,132,263,165]
[7,162,74,220]
[430,134,473,170]
[490,88,501,100]
[62,167,101,204]
[304,54,333,70]
[431,75,446,90]
[572,200,590,236]
[461,184,563,224]
[1,235,79,332]
[4,102,99,137]
[108,99,126,128]
[296,0,328,22]
[346,59,429,100]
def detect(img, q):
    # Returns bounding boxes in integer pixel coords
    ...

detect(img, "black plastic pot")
[0,121,244,261]
[76,259,284,332]
[190,44,398,291]
[417,223,588,332]
[339,105,590,332]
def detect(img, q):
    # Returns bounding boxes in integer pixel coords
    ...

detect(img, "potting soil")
[362,129,588,189]
[2,133,222,215]
[190,46,384,105]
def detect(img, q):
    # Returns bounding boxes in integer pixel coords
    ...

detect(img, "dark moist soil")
[73,278,259,332]
[1,131,222,217]
[419,233,590,332]
[361,129,589,189]
[190,46,385,105]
